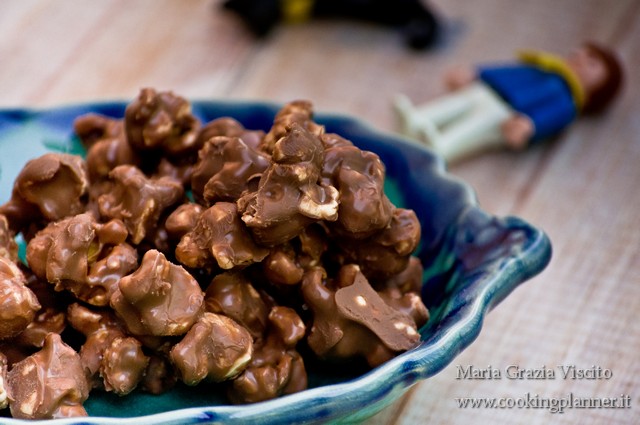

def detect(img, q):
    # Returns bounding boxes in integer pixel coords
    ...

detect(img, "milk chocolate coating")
[85,130,140,184]
[86,243,139,306]
[262,243,304,286]
[67,303,126,389]
[67,302,120,337]
[261,100,324,154]
[204,271,270,339]
[153,157,194,187]
[16,153,88,221]
[238,123,339,246]
[141,354,177,395]
[333,265,420,352]
[0,214,18,262]
[199,116,245,139]
[0,352,8,410]
[98,165,184,244]
[137,212,174,256]
[271,121,324,165]
[170,312,253,385]
[378,257,429,329]
[73,309,165,392]
[320,132,354,149]
[1,270,65,363]
[7,333,89,419]
[190,136,270,205]
[198,117,265,151]
[26,213,137,306]
[0,342,31,369]
[297,223,329,268]
[13,307,66,350]
[164,203,204,241]
[379,288,429,331]
[100,336,149,396]
[125,88,201,156]
[176,202,269,270]
[26,213,97,284]
[0,153,88,233]
[23,267,62,311]
[111,249,204,336]
[0,257,41,340]
[338,208,421,279]
[322,145,393,239]
[380,256,424,294]
[301,267,368,357]
[228,306,307,404]
[301,265,421,368]
[257,223,328,285]
[74,112,140,189]
[0,95,429,412]
[73,113,123,149]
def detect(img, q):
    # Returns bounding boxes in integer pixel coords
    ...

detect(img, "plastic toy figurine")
[222,0,440,50]
[394,42,624,163]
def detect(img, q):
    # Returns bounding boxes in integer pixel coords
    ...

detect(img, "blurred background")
[0,0,638,424]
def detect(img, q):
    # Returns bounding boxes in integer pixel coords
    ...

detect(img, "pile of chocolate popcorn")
[0,89,429,419]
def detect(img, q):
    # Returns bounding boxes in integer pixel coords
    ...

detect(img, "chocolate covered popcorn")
[0,91,429,419]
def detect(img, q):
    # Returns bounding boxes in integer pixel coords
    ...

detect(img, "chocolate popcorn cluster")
[0,89,429,419]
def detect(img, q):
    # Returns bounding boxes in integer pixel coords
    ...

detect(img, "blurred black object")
[223,0,440,50]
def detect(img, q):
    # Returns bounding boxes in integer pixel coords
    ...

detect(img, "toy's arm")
[501,94,577,149]
[501,115,534,150]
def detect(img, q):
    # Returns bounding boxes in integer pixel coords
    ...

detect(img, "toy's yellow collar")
[281,0,315,23]
[518,50,585,110]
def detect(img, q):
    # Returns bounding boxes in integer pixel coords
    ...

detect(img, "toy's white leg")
[393,86,478,143]
[393,93,418,136]
[430,86,513,163]
[412,86,481,125]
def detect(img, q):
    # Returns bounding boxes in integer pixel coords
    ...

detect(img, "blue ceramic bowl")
[0,101,551,424]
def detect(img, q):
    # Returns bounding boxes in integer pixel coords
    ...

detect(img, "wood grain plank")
[0,0,125,106]
[0,0,260,106]
[0,0,43,33]
[37,0,261,104]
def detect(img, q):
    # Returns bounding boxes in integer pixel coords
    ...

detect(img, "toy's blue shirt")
[479,63,578,143]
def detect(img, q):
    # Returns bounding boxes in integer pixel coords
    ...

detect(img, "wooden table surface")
[1,1,638,424]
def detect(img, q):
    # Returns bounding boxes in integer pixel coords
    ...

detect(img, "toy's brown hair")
[582,42,624,114]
